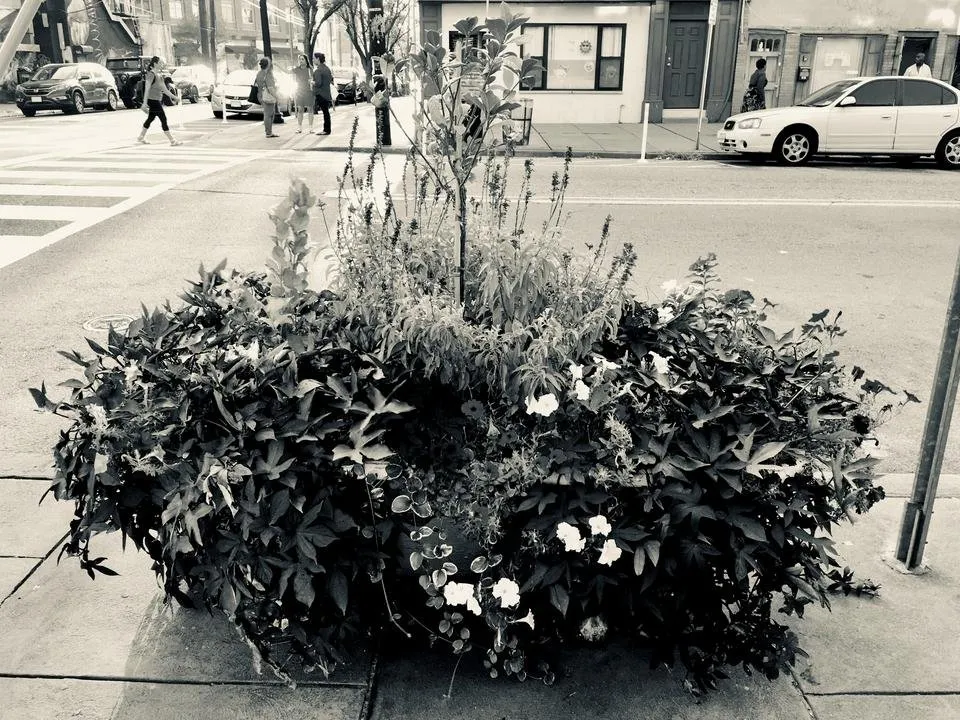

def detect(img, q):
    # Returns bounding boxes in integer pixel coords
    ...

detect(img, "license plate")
[31,96,42,103]
[228,102,243,108]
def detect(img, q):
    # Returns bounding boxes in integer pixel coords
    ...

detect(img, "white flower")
[647,351,671,375]
[556,522,586,553]
[123,362,141,387]
[514,609,535,630]
[87,403,108,429]
[491,578,521,609]
[240,339,260,363]
[661,279,679,293]
[525,392,559,417]
[597,539,623,566]
[574,380,591,401]
[579,615,608,642]
[443,581,482,615]
[592,355,620,372]
[93,452,108,476]
[568,362,584,381]
[657,306,676,324]
[588,515,612,537]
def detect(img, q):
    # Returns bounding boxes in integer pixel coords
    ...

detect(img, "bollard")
[221,83,228,124]
[640,102,649,162]
[177,88,184,131]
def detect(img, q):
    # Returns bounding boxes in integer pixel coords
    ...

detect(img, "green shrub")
[32,8,914,695]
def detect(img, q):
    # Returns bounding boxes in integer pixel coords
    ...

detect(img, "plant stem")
[444,652,464,699]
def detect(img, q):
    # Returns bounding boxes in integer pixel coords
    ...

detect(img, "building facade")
[731,0,960,113]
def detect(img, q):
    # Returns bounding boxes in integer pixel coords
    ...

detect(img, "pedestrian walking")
[254,56,280,138]
[740,58,768,113]
[312,52,333,135]
[137,56,182,146]
[903,52,932,78]
[292,54,314,134]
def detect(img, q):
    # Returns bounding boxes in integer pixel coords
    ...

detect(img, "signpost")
[695,0,718,151]
[895,248,960,570]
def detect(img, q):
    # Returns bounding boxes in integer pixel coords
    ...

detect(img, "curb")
[302,144,732,162]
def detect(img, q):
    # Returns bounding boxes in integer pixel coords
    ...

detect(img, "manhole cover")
[82,314,137,333]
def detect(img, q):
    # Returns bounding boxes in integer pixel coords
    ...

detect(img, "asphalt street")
[1,106,958,484]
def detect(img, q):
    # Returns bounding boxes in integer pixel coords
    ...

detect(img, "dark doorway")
[898,36,934,76]
[664,20,706,108]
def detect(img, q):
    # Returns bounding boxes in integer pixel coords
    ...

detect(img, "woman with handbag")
[136,56,182,145]
[254,56,280,138]
[740,58,768,113]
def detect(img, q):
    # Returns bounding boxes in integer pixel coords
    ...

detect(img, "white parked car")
[717,76,960,168]
[210,68,295,119]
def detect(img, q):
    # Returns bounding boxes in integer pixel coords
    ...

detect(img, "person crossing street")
[136,56,182,146]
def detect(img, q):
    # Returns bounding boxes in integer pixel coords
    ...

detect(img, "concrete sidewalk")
[283,95,728,160]
[3,447,960,719]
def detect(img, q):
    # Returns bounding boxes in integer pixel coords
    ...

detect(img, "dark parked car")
[15,62,119,116]
[330,66,365,105]
[105,56,176,108]
[170,64,215,102]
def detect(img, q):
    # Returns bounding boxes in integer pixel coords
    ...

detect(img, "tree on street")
[337,0,411,82]
[292,0,349,60]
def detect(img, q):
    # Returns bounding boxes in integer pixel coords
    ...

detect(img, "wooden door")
[664,20,706,108]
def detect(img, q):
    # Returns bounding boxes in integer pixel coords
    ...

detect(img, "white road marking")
[0,147,259,270]
[529,196,960,208]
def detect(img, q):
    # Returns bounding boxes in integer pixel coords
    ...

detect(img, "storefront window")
[221,0,235,23]
[169,0,183,19]
[811,37,865,93]
[241,5,254,24]
[519,24,626,92]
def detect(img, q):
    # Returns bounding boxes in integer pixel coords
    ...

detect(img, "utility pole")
[368,0,391,145]
[208,0,218,76]
[259,0,272,57]
[198,0,209,62]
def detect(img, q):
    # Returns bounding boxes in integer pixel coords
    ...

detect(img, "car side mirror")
[838,95,857,107]
[78,74,91,80]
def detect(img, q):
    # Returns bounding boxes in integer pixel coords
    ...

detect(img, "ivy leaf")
[391,495,413,513]
[294,570,315,608]
[548,584,569,617]
[328,570,348,615]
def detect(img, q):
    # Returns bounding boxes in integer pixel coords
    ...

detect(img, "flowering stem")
[444,652,464,700]
[364,480,412,639]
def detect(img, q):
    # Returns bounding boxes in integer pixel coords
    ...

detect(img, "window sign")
[519,24,626,92]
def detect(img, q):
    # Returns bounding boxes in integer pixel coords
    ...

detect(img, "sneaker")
[266,133,279,138]
[137,138,149,144]
[169,140,182,146]
[296,128,302,134]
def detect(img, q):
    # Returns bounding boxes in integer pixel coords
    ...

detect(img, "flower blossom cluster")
[555,515,624,566]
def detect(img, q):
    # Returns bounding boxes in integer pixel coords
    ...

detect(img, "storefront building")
[420,0,654,123]
[732,0,960,113]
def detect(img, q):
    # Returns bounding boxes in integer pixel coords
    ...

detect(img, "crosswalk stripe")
[0,170,194,182]
[24,160,220,171]
[0,184,137,196]
[0,205,103,221]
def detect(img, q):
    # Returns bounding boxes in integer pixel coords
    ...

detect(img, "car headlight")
[738,118,762,129]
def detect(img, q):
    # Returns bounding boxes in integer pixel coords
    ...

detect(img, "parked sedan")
[330,66,364,105]
[210,69,294,118]
[717,76,960,168]
[171,64,214,102]
[14,62,119,116]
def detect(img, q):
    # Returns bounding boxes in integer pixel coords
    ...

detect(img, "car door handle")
[881,115,892,119]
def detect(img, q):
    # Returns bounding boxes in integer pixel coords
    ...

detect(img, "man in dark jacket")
[313,52,334,135]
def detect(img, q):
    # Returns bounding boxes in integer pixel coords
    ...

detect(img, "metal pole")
[695,21,715,151]
[0,0,45,79]
[640,101,649,161]
[895,247,960,570]
[259,0,272,57]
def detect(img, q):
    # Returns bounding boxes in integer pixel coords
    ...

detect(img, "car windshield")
[32,65,76,81]
[798,80,861,107]
[105,59,140,71]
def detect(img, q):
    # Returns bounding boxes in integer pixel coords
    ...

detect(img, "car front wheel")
[21,107,36,117]
[65,91,84,114]
[774,128,814,165]
[106,90,118,111]
[936,131,960,170]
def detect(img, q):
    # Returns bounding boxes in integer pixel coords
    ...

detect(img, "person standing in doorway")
[904,52,932,77]
[292,54,314,134]
[313,52,333,135]
[137,56,182,145]
[740,58,768,113]
[254,56,280,138]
